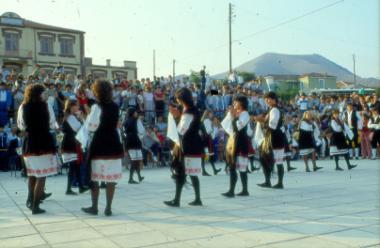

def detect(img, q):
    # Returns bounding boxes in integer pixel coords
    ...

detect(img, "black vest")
[22,102,56,155]
[124,118,142,149]
[89,102,123,159]
[232,111,249,156]
[268,107,286,149]
[345,110,358,129]
[181,106,203,156]
[61,116,80,153]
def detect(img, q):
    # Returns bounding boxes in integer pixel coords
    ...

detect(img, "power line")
[177,0,345,67]
[234,0,344,43]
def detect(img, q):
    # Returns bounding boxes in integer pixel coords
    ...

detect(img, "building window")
[319,79,325,88]
[60,38,74,56]
[4,32,19,51]
[40,36,54,54]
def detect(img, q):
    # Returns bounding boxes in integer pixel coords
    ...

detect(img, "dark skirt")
[23,132,56,156]
[90,130,124,160]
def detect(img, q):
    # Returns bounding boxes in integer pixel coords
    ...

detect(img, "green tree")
[189,70,201,84]
[237,71,256,83]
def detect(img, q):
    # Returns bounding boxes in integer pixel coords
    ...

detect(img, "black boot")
[26,191,33,210]
[334,156,343,171]
[286,158,296,171]
[344,154,357,170]
[201,159,211,176]
[164,175,185,207]
[272,164,284,189]
[136,164,144,182]
[66,163,78,195]
[32,194,45,215]
[257,164,272,188]
[189,176,202,206]
[128,164,138,184]
[237,171,249,196]
[82,183,99,215]
[210,158,221,175]
[222,167,237,197]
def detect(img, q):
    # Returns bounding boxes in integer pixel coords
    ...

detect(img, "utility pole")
[352,54,356,87]
[229,3,233,74]
[153,49,156,79]
[172,59,176,82]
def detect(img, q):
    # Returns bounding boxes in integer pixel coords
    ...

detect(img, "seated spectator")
[156,115,167,134]
[141,126,162,165]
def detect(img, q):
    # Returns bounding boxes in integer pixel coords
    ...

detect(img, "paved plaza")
[0,159,379,248]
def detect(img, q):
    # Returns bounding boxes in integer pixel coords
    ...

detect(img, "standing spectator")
[53,62,64,75]
[143,86,155,124]
[297,93,309,114]
[360,108,372,159]
[0,82,12,127]
[154,86,165,119]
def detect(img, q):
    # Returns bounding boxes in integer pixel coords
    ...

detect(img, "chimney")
[106,59,111,67]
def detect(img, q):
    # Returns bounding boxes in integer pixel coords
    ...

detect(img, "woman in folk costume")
[17,84,58,214]
[221,95,250,197]
[298,111,323,172]
[164,88,203,207]
[61,99,89,195]
[256,92,286,189]
[330,109,357,171]
[201,110,221,176]
[124,107,145,184]
[368,106,380,160]
[81,80,124,216]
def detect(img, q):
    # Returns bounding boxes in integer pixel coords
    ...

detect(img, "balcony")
[1,49,33,59]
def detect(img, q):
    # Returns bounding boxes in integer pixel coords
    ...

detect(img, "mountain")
[213,53,379,88]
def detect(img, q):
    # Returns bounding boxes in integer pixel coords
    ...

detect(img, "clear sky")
[2,0,379,79]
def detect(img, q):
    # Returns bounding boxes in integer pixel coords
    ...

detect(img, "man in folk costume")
[330,109,357,171]
[201,110,221,176]
[164,88,203,207]
[344,102,362,160]
[368,106,380,159]
[221,95,250,197]
[256,92,286,189]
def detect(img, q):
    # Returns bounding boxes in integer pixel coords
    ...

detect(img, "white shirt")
[235,111,250,131]
[268,108,280,130]
[203,118,213,135]
[67,115,82,132]
[177,113,193,136]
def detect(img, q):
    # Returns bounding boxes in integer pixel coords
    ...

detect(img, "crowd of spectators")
[0,63,379,173]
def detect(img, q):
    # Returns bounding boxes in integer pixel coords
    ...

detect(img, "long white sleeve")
[67,115,82,132]
[236,111,250,131]
[203,118,213,135]
[331,119,343,132]
[269,108,280,130]
[177,113,193,136]
[17,104,26,131]
[86,104,101,132]
[47,102,58,130]
[137,119,146,140]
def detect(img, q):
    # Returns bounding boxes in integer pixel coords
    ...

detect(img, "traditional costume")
[330,117,357,170]
[221,110,250,197]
